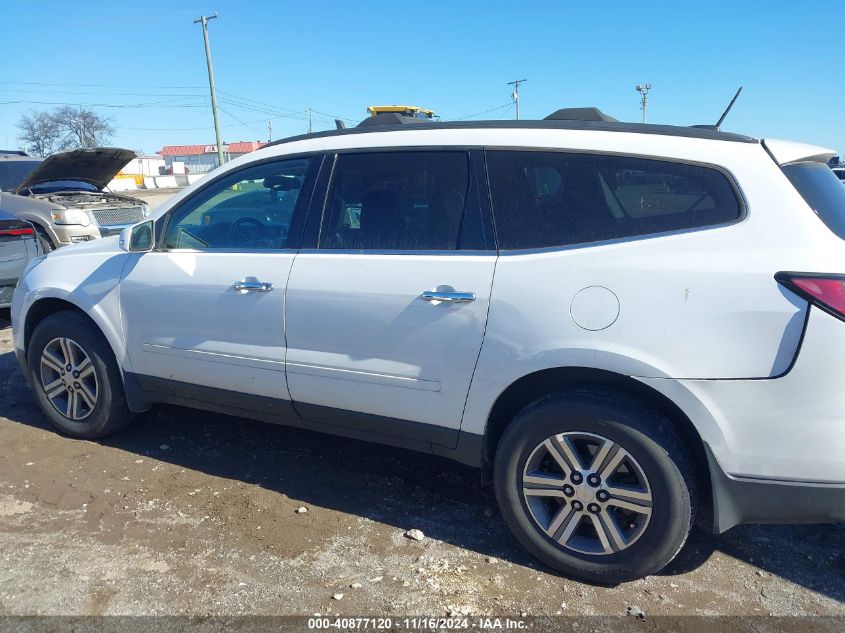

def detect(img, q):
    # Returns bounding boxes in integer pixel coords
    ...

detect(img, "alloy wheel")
[522,431,652,555]
[39,337,99,421]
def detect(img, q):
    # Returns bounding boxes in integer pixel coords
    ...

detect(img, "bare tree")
[16,106,116,156]
[53,105,115,150]
[16,110,60,157]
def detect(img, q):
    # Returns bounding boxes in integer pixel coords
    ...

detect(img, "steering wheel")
[228,216,273,247]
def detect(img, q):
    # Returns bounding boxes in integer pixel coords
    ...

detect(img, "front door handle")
[233,279,274,292]
[421,290,476,303]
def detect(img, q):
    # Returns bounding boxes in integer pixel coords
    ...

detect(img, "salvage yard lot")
[0,312,842,616]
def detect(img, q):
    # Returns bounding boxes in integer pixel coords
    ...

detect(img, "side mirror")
[120,220,154,252]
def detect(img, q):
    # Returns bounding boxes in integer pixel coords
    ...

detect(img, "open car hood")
[15,147,137,192]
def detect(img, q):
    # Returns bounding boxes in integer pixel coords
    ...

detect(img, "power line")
[454,102,513,120]
[2,89,207,98]
[219,107,264,136]
[0,80,206,89]
[0,99,207,108]
[117,114,290,132]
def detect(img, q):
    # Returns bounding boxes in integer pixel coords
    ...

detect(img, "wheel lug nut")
[587,474,601,487]
[66,364,72,371]
[73,371,80,378]
[73,382,81,389]
[597,490,609,502]
[572,501,583,511]
[563,485,574,496]
[588,503,600,513]
[571,473,583,484]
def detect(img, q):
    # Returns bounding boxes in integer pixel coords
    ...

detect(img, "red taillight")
[0,227,34,237]
[776,273,845,322]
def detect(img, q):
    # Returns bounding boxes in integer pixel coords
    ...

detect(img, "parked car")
[0,149,42,192]
[0,147,150,252]
[10,110,845,583]
[0,209,41,308]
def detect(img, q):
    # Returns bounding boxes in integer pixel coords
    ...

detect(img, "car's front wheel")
[28,310,133,438]
[34,226,55,253]
[493,389,695,584]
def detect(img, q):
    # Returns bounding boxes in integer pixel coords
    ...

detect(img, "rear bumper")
[707,445,845,532]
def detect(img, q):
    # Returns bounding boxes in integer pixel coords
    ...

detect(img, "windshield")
[783,161,845,239]
[0,159,41,191]
[28,180,99,194]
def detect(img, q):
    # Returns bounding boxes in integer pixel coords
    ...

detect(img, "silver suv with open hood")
[0,147,150,251]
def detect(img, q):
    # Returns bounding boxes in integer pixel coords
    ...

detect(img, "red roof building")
[158,141,268,173]
[159,141,267,156]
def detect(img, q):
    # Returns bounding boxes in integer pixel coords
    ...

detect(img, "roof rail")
[356,112,434,128]
[544,107,618,122]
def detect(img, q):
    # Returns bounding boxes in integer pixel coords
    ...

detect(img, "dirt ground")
[134,188,181,211]
[0,310,843,618]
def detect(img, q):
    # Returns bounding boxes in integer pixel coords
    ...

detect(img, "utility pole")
[635,83,652,123]
[193,13,225,168]
[307,108,312,134]
[507,79,527,120]
[268,120,272,142]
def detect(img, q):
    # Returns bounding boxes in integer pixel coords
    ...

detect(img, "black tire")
[27,310,134,438]
[493,388,695,584]
[34,226,55,253]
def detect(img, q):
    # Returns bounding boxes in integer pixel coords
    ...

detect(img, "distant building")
[158,142,267,174]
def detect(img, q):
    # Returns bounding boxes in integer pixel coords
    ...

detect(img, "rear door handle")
[421,290,476,303]
[233,279,274,292]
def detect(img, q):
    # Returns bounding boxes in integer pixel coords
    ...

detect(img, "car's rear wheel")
[493,388,695,584]
[28,310,133,438]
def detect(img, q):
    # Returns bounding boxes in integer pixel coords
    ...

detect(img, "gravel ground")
[0,310,843,618]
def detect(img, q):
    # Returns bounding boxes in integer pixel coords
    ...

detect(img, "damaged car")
[0,147,150,251]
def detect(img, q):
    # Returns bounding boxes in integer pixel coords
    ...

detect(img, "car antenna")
[715,86,743,130]
[335,119,346,130]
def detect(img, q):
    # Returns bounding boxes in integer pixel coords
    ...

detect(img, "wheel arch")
[12,212,58,244]
[22,295,150,413]
[24,297,98,354]
[481,366,712,525]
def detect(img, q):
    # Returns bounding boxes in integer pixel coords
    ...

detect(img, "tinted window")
[783,162,845,239]
[163,158,315,250]
[319,152,474,250]
[486,151,742,250]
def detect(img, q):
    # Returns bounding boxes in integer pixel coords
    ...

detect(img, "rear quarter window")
[782,162,845,240]
[486,150,742,250]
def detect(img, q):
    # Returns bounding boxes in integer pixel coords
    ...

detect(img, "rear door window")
[782,162,845,239]
[486,150,742,250]
[319,151,481,251]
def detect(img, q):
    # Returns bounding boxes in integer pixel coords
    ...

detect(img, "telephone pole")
[507,79,527,120]
[193,13,225,168]
[307,108,312,134]
[635,83,652,123]
[268,120,272,142]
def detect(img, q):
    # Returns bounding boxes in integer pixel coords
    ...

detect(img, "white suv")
[11,110,845,583]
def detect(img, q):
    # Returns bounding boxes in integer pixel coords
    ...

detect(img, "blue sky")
[1,0,841,155]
